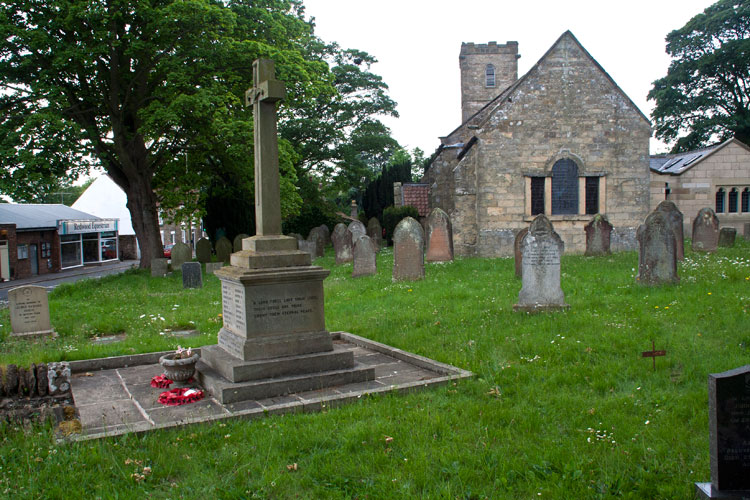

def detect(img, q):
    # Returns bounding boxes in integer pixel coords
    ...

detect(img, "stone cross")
[245,59,286,236]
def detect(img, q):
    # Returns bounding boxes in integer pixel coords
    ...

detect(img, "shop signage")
[58,219,118,235]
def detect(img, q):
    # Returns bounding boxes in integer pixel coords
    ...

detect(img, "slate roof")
[0,204,101,230]
[401,184,430,217]
[649,138,750,176]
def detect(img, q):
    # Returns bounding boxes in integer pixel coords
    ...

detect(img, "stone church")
[420,31,651,256]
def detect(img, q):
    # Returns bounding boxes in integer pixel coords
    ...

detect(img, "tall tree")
[0,0,328,267]
[649,0,750,152]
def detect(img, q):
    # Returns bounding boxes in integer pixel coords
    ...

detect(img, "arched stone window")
[742,188,749,213]
[715,188,725,213]
[485,64,495,88]
[551,159,579,215]
[728,188,738,213]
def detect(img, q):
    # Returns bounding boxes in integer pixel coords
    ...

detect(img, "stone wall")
[460,41,518,123]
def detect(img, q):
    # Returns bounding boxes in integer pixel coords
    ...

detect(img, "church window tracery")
[485,65,495,88]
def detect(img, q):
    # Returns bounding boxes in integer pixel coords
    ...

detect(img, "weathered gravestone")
[367,217,383,251]
[425,208,454,262]
[514,215,568,312]
[215,236,233,263]
[298,240,317,259]
[693,207,720,252]
[233,233,249,252]
[637,209,679,286]
[8,286,54,337]
[197,59,373,404]
[182,262,203,289]
[352,235,377,278]
[170,242,191,270]
[584,214,613,256]
[151,257,168,277]
[205,262,223,275]
[514,227,529,278]
[332,223,353,264]
[655,201,684,260]
[348,220,366,242]
[307,227,326,258]
[195,237,213,263]
[695,365,750,499]
[718,227,737,248]
[318,224,331,247]
[288,233,304,242]
[393,217,425,281]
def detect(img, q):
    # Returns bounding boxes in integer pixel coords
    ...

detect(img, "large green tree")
[0,0,330,267]
[649,0,750,152]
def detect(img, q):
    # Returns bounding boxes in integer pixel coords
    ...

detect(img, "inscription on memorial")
[8,285,53,335]
[221,282,246,335]
[251,295,316,320]
[525,243,560,266]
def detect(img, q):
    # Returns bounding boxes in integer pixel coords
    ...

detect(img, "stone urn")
[159,352,200,382]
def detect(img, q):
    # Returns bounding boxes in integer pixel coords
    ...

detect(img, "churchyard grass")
[1,241,749,498]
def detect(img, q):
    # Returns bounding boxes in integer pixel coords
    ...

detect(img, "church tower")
[459,41,520,123]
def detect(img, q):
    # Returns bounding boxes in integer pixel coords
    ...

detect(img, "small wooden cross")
[642,340,666,371]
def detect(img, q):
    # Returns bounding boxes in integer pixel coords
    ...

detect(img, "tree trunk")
[123,173,163,269]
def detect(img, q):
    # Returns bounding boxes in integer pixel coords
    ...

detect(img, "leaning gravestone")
[8,286,55,337]
[170,242,191,270]
[215,237,233,263]
[367,217,383,251]
[514,215,568,312]
[348,220,366,242]
[692,207,720,252]
[182,262,203,289]
[352,235,377,277]
[195,237,213,263]
[233,233,249,252]
[205,262,223,275]
[584,214,613,256]
[425,208,454,262]
[332,223,353,264]
[655,201,684,260]
[514,227,529,278]
[393,217,425,281]
[695,365,750,499]
[718,227,737,248]
[151,257,168,277]
[637,209,679,286]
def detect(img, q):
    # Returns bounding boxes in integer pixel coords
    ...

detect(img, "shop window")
[715,188,725,213]
[530,177,545,215]
[728,188,738,213]
[742,188,749,213]
[585,177,599,215]
[60,234,82,268]
[551,159,579,215]
[17,244,28,260]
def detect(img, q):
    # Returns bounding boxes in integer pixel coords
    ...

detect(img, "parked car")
[101,240,117,260]
[163,244,174,258]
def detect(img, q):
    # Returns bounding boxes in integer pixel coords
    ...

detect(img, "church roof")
[649,138,750,175]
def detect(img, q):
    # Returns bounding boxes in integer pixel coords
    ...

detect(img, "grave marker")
[393,217,424,281]
[641,341,666,371]
[367,217,383,251]
[655,201,684,260]
[195,237,213,263]
[425,208,454,262]
[215,236,233,263]
[718,227,737,248]
[170,242,191,270]
[637,210,679,286]
[352,235,377,277]
[514,227,528,278]
[332,223,353,264]
[182,262,203,288]
[205,262,223,275]
[584,214,613,256]
[348,220,366,241]
[151,258,168,277]
[8,285,54,337]
[233,233,249,252]
[692,207,720,252]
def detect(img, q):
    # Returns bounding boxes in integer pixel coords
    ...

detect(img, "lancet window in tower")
[485,64,495,88]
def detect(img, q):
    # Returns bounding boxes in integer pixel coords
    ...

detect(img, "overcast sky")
[303,0,717,156]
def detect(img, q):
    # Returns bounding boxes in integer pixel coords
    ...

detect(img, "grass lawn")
[0,239,749,498]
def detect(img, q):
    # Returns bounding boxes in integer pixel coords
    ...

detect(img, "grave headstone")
[744,223,750,240]
[205,262,223,275]
[307,227,326,258]
[425,208,454,262]
[692,207,720,252]
[514,227,529,278]
[182,262,203,289]
[655,201,684,260]
[348,220,366,242]
[350,200,358,219]
[332,223,353,264]
[233,233,249,252]
[151,257,168,277]
[584,214,613,256]
[288,233,304,242]
[195,237,213,263]
[298,240,317,259]
[352,235,377,277]
[393,216,425,281]
[514,215,568,312]
[318,224,331,247]
[695,365,750,499]
[8,285,54,337]
[215,236,233,263]
[170,242,192,270]
[636,209,679,286]
[367,217,383,251]
[718,227,737,248]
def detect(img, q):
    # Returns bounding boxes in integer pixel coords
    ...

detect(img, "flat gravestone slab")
[215,237,233,263]
[170,242,191,270]
[718,228,737,248]
[637,209,679,286]
[655,201,684,260]
[693,207,720,252]
[698,365,750,497]
[90,333,127,344]
[332,223,353,264]
[151,258,168,277]
[8,285,54,337]
[425,208,454,262]
[352,235,377,277]
[584,214,613,256]
[393,217,424,281]
[195,238,213,263]
[205,262,224,275]
[182,262,203,289]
